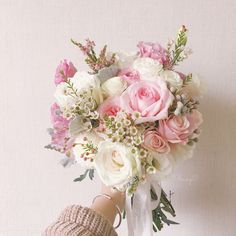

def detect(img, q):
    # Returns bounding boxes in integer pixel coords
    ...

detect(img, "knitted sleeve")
[43,205,118,236]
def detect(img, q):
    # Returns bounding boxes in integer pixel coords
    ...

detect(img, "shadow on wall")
[174,92,236,223]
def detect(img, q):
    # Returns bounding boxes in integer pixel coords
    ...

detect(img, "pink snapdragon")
[158,110,203,145]
[137,41,167,64]
[118,68,140,85]
[54,60,77,85]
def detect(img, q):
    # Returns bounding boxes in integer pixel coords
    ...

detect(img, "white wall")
[0,0,236,235]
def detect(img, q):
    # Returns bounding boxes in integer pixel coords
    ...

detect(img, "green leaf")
[151,187,179,232]
[150,185,158,201]
[152,207,163,231]
[122,209,126,219]
[73,169,89,182]
[88,169,95,180]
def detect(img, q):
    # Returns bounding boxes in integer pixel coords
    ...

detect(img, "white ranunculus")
[150,154,174,181]
[71,71,103,91]
[132,57,163,79]
[54,82,76,108]
[54,71,103,109]
[94,141,142,189]
[101,76,127,97]
[72,131,103,168]
[160,70,183,89]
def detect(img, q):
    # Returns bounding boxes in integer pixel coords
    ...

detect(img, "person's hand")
[101,184,126,211]
[91,184,126,225]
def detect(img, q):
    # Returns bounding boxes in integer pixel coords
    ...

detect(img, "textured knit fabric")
[43,205,118,236]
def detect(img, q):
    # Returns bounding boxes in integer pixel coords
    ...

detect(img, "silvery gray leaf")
[97,64,119,83]
[69,115,87,136]
[60,157,76,168]
[55,109,62,115]
[47,128,54,135]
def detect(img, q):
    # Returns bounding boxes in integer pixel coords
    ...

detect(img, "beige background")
[0,0,236,235]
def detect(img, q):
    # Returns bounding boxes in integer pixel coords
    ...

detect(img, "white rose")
[149,154,173,181]
[101,76,127,97]
[160,70,183,89]
[94,141,141,189]
[183,73,206,98]
[170,143,194,163]
[132,57,163,79]
[72,72,103,105]
[72,131,103,168]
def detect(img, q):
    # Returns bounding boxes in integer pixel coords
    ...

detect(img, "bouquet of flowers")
[46,26,203,235]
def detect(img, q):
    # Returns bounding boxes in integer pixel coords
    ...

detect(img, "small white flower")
[94,141,142,189]
[72,131,103,168]
[159,70,183,89]
[146,165,156,174]
[101,76,127,97]
[174,101,184,115]
[132,57,163,79]
[149,154,173,181]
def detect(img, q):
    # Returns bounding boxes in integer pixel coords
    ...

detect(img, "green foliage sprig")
[74,169,95,182]
[151,187,179,231]
[166,25,190,68]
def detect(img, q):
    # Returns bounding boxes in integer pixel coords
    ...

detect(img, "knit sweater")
[43,205,118,236]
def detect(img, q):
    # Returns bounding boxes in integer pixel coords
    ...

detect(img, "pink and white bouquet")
[46,26,203,234]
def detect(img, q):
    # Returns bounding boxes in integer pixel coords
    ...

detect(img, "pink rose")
[120,80,174,124]
[118,68,140,85]
[98,97,121,118]
[143,128,170,154]
[137,41,167,64]
[55,60,77,85]
[158,110,203,144]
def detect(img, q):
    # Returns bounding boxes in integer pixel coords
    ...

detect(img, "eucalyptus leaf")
[69,115,87,136]
[151,187,179,231]
[74,170,89,182]
[88,169,95,180]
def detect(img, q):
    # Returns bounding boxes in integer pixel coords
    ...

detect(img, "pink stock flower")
[120,80,174,124]
[176,71,186,80]
[54,60,77,85]
[50,103,70,128]
[50,103,73,153]
[158,110,203,145]
[98,97,122,118]
[143,128,170,154]
[137,41,167,64]
[118,68,140,85]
